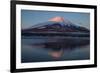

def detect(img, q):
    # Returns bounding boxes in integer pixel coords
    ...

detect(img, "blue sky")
[21,10,90,29]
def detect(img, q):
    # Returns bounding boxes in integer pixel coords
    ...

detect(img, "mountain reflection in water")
[21,36,90,63]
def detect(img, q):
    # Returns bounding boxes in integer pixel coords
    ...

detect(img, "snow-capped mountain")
[22,16,89,33]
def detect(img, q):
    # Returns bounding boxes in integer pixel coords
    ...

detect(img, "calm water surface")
[21,36,90,63]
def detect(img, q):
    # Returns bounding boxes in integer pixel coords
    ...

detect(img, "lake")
[21,36,90,63]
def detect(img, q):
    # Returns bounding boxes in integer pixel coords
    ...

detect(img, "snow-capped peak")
[48,16,64,22]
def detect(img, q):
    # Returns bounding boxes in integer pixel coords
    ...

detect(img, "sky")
[21,10,90,29]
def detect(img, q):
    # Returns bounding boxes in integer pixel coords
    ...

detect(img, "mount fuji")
[22,16,89,36]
